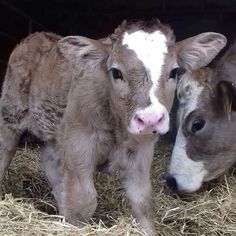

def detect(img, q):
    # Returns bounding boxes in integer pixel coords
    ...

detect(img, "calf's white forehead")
[122,30,167,83]
[122,30,168,112]
[179,78,204,119]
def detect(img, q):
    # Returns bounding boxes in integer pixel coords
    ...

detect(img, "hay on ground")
[1,141,236,235]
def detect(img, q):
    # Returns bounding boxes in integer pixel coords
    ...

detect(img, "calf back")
[1,32,72,141]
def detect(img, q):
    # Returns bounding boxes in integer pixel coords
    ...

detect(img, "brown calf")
[0,20,226,235]
[167,41,236,194]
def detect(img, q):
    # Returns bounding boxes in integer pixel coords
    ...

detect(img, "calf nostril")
[134,115,144,125]
[166,176,178,192]
[157,114,165,124]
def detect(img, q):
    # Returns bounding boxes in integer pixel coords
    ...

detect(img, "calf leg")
[0,57,31,197]
[0,124,20,197]
[62,167,97,225]
[41,144,96,222]
[41,144,64,208]
[122,142,156,236]
[58,130,110,225]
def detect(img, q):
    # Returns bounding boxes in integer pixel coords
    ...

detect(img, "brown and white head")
[166,42,236,194]
[58,19,227,140]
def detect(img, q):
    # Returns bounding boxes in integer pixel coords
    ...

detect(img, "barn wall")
[0,0,236,66]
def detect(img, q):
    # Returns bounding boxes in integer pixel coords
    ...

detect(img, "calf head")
[167,67,236,193]
[58,19,226,140]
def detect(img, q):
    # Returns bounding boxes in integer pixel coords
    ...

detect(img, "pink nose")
[134,112,165,134]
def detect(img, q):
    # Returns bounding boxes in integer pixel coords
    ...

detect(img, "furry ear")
[176,33,227,71]
[217,81,236,116]
[57,36,108,69]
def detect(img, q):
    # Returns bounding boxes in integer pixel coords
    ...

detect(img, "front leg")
[57,128,113,225]
[41,143,95,222]
[59,138,98,225]
[122,141,156,236]
[62,166,97,225]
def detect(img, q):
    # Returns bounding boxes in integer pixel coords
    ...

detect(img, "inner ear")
[217,81,236,115]
[57,36,108,67]
[176,32,226,71]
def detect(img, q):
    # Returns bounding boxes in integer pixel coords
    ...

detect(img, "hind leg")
[41,144,64,208]
[0,50,31,197]
[0,97,27,197]
[0,123,20,198]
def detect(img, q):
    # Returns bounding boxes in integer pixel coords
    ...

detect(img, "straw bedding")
[1,140,236,236]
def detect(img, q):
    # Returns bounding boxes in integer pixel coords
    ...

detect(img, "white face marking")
[123,30,170,135]
[178,76,204,120]
[169,128,208,193]
[122,30,167,78]
[169,79,208,192]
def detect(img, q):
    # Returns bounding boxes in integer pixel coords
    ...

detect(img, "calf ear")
[57,36,108,69]
[176,33,227,71]
[217,81,236,116]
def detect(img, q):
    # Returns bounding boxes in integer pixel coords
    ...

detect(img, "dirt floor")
[1,140,236,235]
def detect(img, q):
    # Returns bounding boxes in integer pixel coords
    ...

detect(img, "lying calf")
[0,19,226,235]
[167,41,236,194]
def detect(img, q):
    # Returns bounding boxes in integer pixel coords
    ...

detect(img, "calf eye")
[110,68,123,80]
[191,119,205,133]
[169,68,185,80]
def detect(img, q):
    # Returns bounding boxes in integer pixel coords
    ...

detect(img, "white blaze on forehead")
[122,30,167,102]
[178,77,204,120]
[122,30,167,84]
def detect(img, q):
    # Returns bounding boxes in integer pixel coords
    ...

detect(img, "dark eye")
[191,119,205,133]
[169,68,185,80]
[111,68,123,80]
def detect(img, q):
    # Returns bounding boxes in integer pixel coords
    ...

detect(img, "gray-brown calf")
[0,20,226,235]
[167,41,236,194]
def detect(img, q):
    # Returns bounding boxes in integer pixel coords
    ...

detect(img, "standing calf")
[167,41,236,194]
[0,20,226,235]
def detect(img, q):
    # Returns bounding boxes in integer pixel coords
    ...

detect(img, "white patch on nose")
[123,30,170,134]
[169,129,208,193]
[169,79,207,192]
